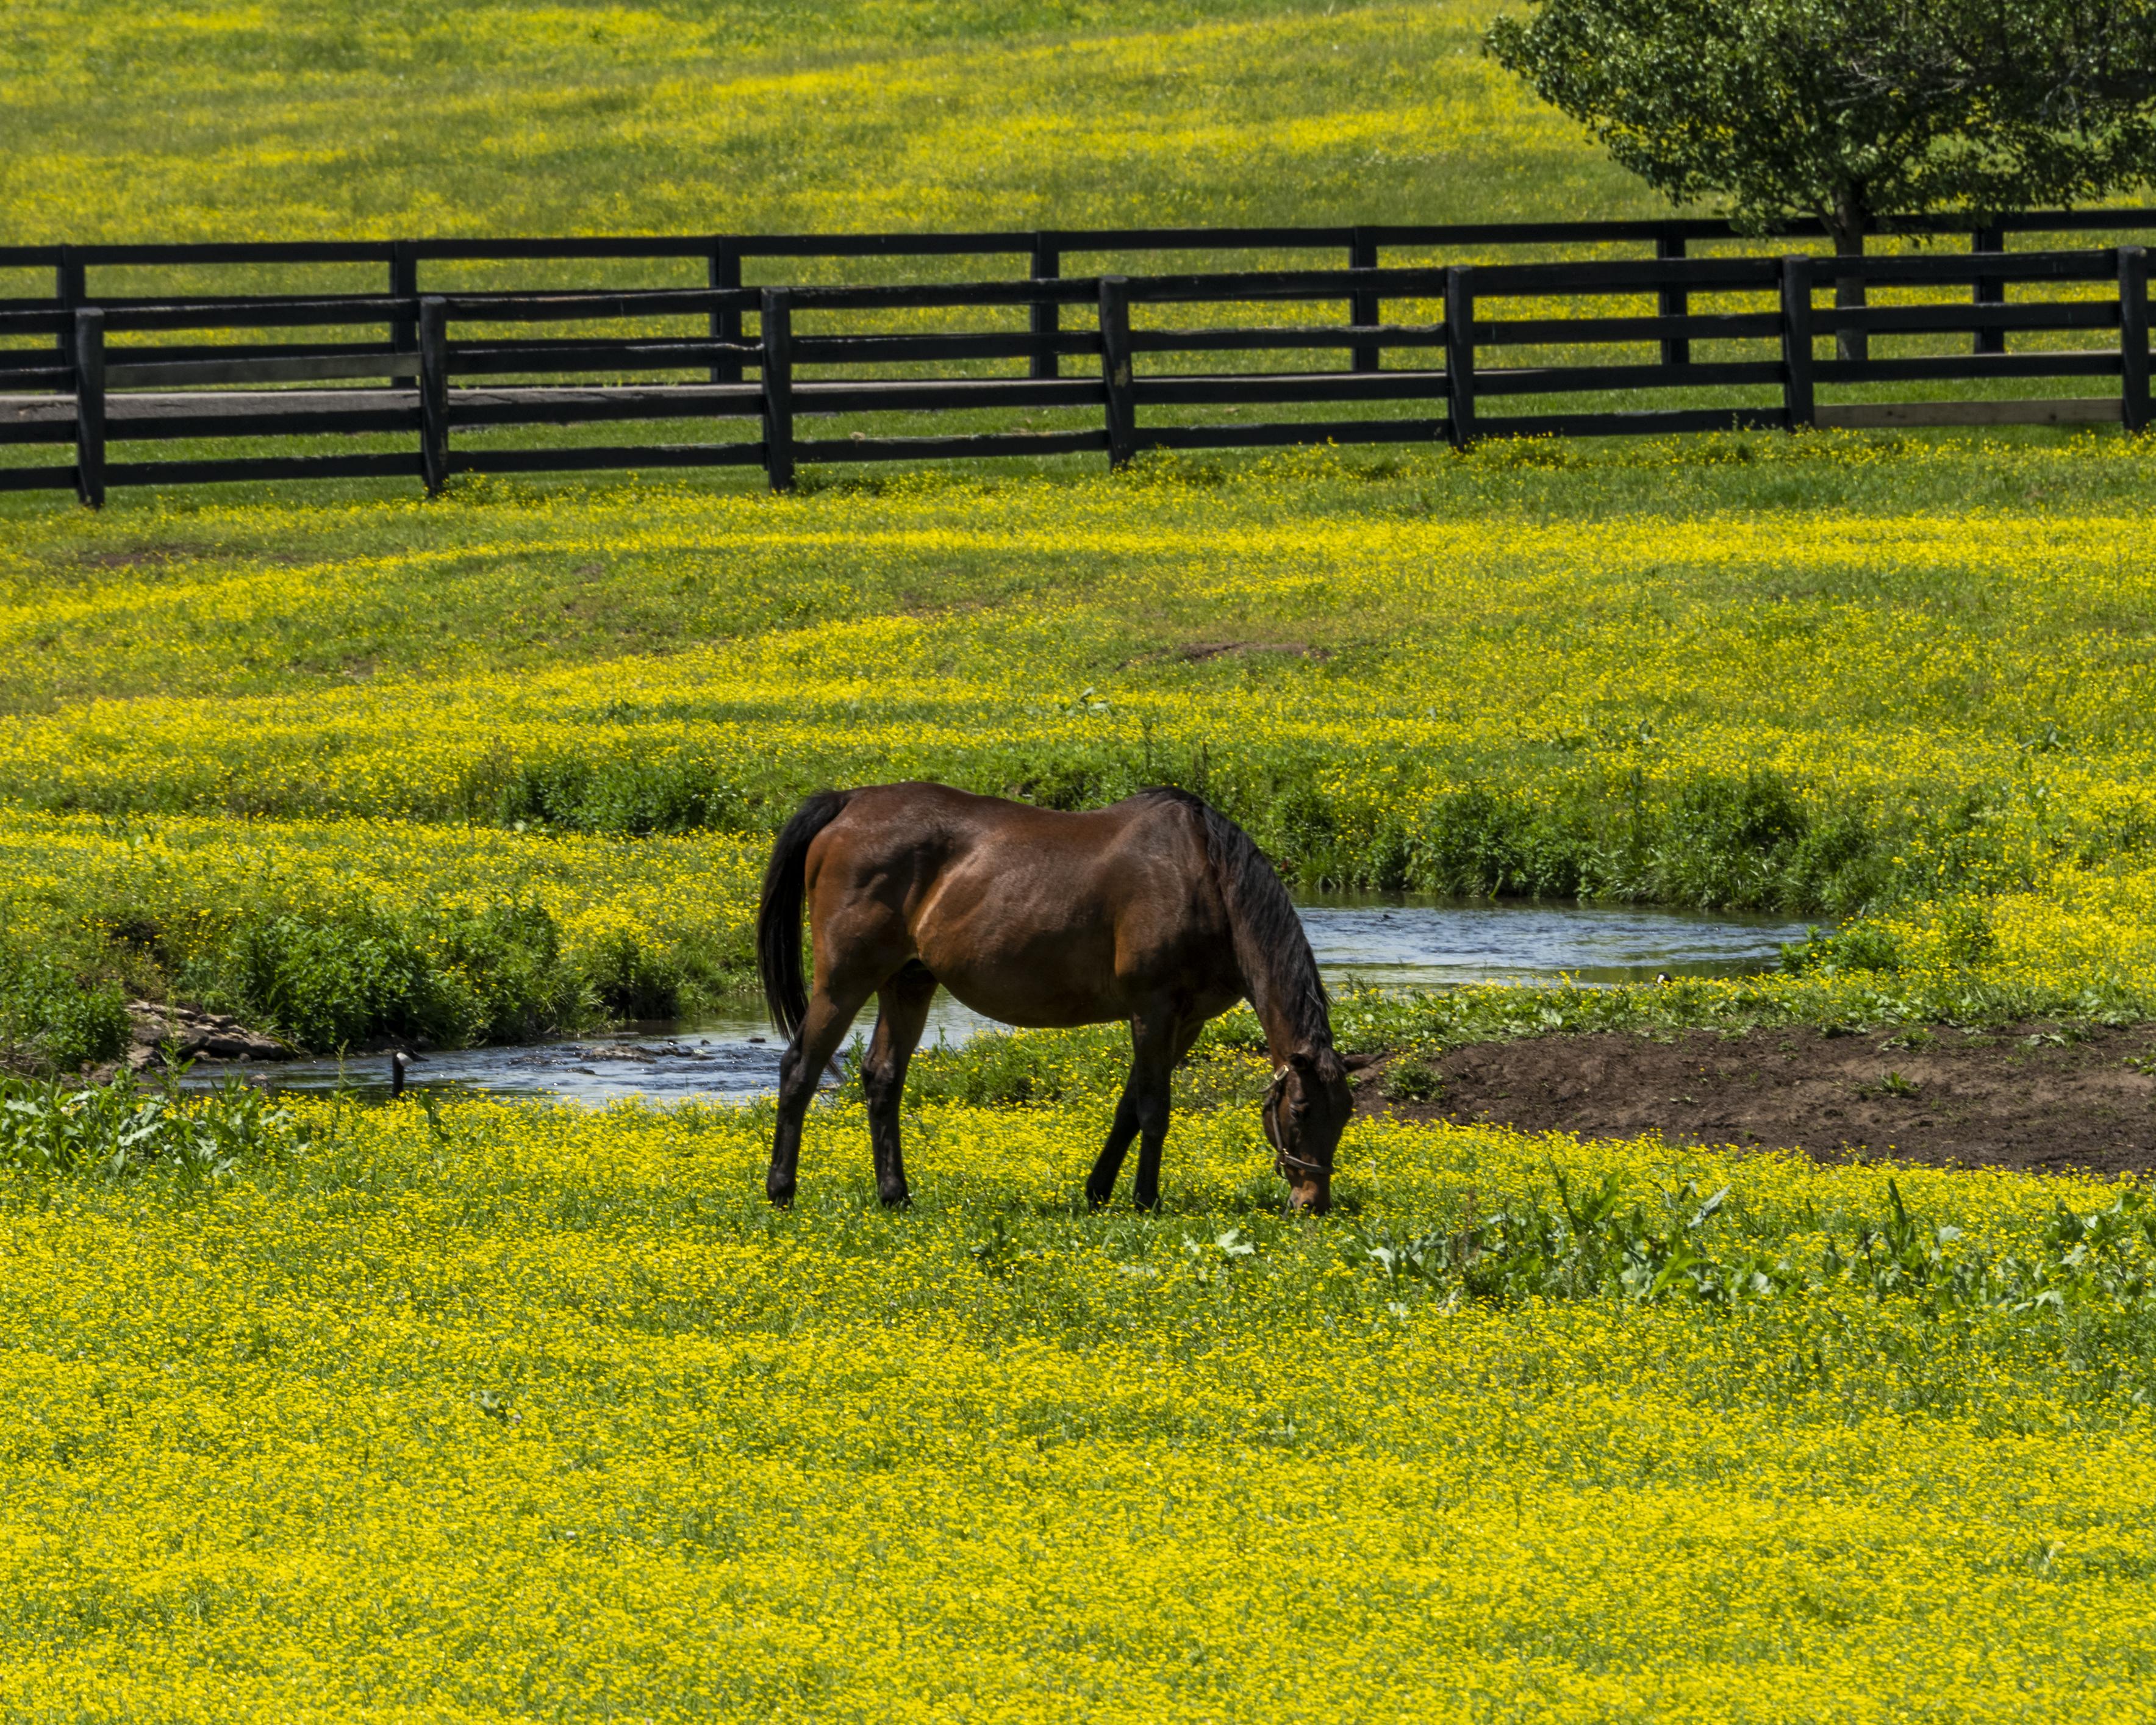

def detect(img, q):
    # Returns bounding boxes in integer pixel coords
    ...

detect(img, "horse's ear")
[1340,1051,1377,1072]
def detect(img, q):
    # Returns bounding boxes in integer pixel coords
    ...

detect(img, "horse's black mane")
[1138,787,1331,1048]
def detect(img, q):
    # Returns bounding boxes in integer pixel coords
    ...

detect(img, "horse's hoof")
[766,1183,797,1208]
[879,1186,912,1209]
[1083,1186,1111,1211]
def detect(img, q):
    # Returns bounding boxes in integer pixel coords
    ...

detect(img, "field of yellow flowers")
[7,432,2155,1716]
[0,1085,2150,1721]
[4,2,2155,1716]
[7,432,2156,1058]
[0,1,1633,253]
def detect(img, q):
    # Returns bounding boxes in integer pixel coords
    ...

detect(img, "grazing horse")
[756,781,1356,1212]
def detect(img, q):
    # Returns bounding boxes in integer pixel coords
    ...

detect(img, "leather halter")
[1262,1065,1327,1179]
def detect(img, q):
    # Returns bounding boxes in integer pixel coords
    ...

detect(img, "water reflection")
[201,899,1811,1105]
[1300,897,1809,989]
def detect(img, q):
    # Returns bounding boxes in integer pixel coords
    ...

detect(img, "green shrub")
[210,900,582,1052]
[584,926,683,1020]
[0,1071,293,1182]
[499,756,770,837]
[1381,1051,1446,1104]
[0,949,129,1074]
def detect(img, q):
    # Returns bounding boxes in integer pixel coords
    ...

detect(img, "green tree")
[1486,0,2156,357]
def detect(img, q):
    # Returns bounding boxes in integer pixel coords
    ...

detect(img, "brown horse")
[756,782,1355,1213]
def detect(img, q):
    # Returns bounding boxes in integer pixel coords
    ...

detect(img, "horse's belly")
[921,942,1126,1029]
[907,844,1236,1027]
[945,986,1111,1030]
[915,922,1237,1029]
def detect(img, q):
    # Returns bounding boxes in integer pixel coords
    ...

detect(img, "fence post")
[389,241,418,357]
[1444,267,1476,448]
[761,288,795,492]
[73,308,104,510]
[1031,237,1061,381]
[1350,228,1380,373]
[2121,246,2149,435]
[709,239,742,386]
[55,246,84,363]
[1780,256,1815,432]
[1656,233,1689,367]
[419,296,449,497]
[1973,223,2006,356]
[1098,274,1136,470]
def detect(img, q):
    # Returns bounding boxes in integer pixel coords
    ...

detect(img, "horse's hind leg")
[861,961,937,1207]
[768,982,873,1207]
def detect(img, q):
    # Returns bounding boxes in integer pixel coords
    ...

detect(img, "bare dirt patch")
[1358,1024,2156,1177]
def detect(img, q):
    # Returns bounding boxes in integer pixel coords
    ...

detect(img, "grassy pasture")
[7,433,2156,1057]
[4,5,2156,1718]
[4,0,2146,485]
[1,1088,2153,1722]
[0,1,1621,245]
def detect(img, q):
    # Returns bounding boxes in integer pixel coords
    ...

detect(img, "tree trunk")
[1830,190,1868,366]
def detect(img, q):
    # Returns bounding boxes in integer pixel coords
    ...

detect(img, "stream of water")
[198,900,1811,1105]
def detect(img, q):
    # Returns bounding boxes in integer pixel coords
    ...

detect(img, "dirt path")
[1358,1023,2156,1177]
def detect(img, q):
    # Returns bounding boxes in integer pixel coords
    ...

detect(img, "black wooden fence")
[8,204,2154,309]
[2,231,2149,506]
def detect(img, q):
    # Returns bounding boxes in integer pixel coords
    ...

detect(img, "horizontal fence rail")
[7,207,2156,367]
[1,240,2148,504]
[8,205,2156,272]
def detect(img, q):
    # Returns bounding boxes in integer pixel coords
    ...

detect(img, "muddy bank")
[1359,1023,2156,1178]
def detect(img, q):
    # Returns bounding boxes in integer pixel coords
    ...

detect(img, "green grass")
[0,1088,2151,1719]
[0,0,1639,254]
[4,10,2156,1718]
[4,428,2149,709]
[5,430,2156,1056]
[3,2,2156,1071]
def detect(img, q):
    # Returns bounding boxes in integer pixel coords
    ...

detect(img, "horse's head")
[1262,1047,1354,1213]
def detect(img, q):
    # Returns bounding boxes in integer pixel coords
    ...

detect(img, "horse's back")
[815,781,1202,878]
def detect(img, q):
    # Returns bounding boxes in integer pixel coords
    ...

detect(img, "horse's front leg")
[1129,1014,1207,1212]
[769,984,870,1207]
[1089,1013,1202,1211]
[1084,1088,1141,1210]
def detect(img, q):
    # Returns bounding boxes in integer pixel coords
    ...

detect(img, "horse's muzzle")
[1280,1165,1331,1213]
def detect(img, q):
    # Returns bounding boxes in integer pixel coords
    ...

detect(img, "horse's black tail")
[757,790,850,1039]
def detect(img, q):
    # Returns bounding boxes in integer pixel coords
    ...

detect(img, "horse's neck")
[1245,958,1327,1066]
[1220,869,1329,1063]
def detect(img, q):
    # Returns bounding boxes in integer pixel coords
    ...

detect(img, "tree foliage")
[1485,0,2156,251]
